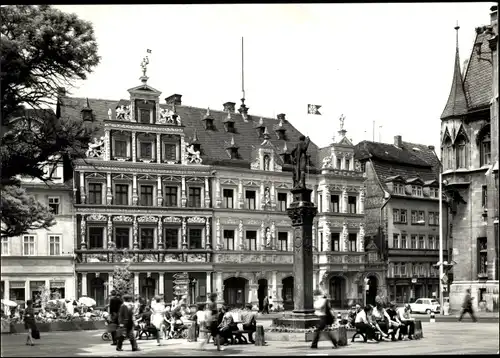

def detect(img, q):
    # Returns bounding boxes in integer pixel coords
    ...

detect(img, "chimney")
[223,102,236,113]
[394,135,402,148]
[165,94,182,106]
[57,87,66,97]
[277,113,286,122]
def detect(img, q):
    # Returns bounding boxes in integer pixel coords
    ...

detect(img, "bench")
[230,329,255,344]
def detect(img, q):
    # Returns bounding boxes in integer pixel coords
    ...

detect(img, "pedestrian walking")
[151,296,167,345]
[458,289,478,322]
[263,296,269,314]
[310,290,338,349]
[116,294,140,352]
[199,293,224,351]
[108,290,123,346]
[23,300,38,346]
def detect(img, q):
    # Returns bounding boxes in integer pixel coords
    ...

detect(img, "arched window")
[443,138,453,170]
[480,132,491,166]
[456,136,467,169]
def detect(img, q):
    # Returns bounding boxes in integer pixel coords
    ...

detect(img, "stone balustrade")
[75,248,211,264]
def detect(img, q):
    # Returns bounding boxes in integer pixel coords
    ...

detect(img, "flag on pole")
[147,49,152,53]
[307,104,322,115]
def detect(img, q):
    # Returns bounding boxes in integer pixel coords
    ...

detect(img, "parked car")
[409,298,441,314]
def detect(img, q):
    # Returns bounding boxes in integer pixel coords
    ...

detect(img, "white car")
[409,298,441,314]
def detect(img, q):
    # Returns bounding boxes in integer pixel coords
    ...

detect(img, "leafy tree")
[0,5,100,238]
[112,264,133,298]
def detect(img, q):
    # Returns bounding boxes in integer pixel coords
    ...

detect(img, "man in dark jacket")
[458,288,478,322]
[117,294,139,352]
[108,290,123,346]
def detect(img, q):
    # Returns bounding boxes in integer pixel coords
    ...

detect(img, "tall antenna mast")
[373,121,375,141]
[241,36,245,100]
[379,125,382,142]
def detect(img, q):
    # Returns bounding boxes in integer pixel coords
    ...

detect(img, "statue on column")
[290,135,310,189]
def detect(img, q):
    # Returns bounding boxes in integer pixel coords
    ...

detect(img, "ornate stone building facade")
[440,7,499,312]
[60,66,381,309]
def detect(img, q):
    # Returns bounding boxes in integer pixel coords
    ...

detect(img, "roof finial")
[85,98,90,108]
[455,21,460,49]
[192,128,199,143]
[140,51,150,84]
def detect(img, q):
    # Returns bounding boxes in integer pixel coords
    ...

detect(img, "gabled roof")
[406,177,424,185]
[354,141,430,168]
[59,97,319,168]
[384,175,404,183]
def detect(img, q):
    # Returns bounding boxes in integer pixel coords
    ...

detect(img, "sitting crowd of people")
[352,301,416,343]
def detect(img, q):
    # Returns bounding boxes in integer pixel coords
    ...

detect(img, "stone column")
[180,135,186,164]
[206,272,212,296]
[157,219,163,249]
[133,216,138,249]
[131,131,137,162]
[79,172,86,204]
[205,218,211,249]
[108,275,114,292]
[134,273,140,296]
[157,176,163,206]
[323,223,330,251]
[204,177,211,208]
[81,273,88,296]
[311,185,317,206]
[359,223,365,252]
[215,177,221,208]
[238,179,244,209]
[342,222,349,252]
[132,174,138,206]
[215,272,224,304]
[106,173,113,205]
[342,187,348,213]
[80,215,87,249]
[107,215,113,247]
[287,187,317,325]
[3,280,9,301]
[357,190,364,215]
[249,283,259,309]
[156,133,161,164]
[312,223,317,251]
[159,273,165,295]
[182,217,187,248]
[259,181,265,210]
[270,182,276,210]
[181,177,187,207]
[104,129,110,161]
[271,271,281,308]
[313,270,318,289]
[323,187,330,213]
[238,220,244,249]
[25,281,30,301]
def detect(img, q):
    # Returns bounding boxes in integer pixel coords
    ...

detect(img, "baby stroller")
[101,320,113,341]
[169,318,188,339]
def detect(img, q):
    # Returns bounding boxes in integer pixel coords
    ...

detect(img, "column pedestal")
[285,187,318,329]
[81,273,88,297]
[159,273,165,295]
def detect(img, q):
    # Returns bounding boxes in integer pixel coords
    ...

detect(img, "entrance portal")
[223,277,247,308]
[329,276,346,308]
[282,276,294,310]
[257,279,268,311]
[366,275,378,306]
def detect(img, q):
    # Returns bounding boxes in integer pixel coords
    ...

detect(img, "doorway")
[223,277,247,308]
[329,276,345,308]
[258,279,268,311]
[366,275,378,306]
[282,277,294,310]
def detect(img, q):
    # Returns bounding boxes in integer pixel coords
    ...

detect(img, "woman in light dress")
[150,296,167,346]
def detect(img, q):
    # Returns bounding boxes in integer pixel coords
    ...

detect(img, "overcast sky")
[55,3,495,150]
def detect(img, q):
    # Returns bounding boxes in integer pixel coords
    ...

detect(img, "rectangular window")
[1,237,9,255]
[401,234,407,249]
[48,235,61,256]
[401,263,407,276]
[418,235,425,249]
[48,197,60,215]
[140,185,154,206]
[430,187,438,198]
[482,185,488,208]
[278,193,287,212]
[411,210,418,224]
[224,230,234,250]
[319,194,323,212]
[140,142,153,160]
[331,233,340,252]
[140,228,154,249]
[457,142,466,168]
[393,234,399,249]
[189,229,203,249]
[410,235,417,249]
[188,187,201,208]
[164,186,178,207]
[345,159,350,170]
[164,228,178,249]
[330,195,340,212]
[400,210,407,223]
[245,190,256,210]
[115,228,130,249]
[88,183,103,205]
[481,137,491,166]
[163,143,177,162]
[413,264,419,276]
[223,189,234,209]
[428,212,435,225]
[246,231,257,251]
[114,140,128,157]
[336,158,342,169]
[348,196,357,214]
[428,235,435,250]
[393,209,400,223]
[139,109,151,124]
[348,233,357,252]
[278,232,288,251]
[320,232,324,252]
[115,184,129,205]
[418,211,425,223]
[397,184,405,195]
[478,237,487,276]
[23,235,36,256]
[435,212,439,225]
[88,227,103,249]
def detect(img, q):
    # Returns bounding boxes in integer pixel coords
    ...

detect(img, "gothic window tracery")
[455,135,467,169]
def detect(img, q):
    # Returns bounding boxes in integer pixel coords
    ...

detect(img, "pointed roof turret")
[191,128,200,145]
[441,23,468,120]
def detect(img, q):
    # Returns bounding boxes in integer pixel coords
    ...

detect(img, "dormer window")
[429,187,439,198]
[162,135,180,163]
[135,99,156,124]
[394,183,405,195]
[411,185,423,197]
[255,118,265,136]
[225,136,239,160]
[111,131,131,160]
[81,98,93,122]
[225,121,235,133]
[263,155,271,171]
[202,108,215,130]
[139,109,151,124]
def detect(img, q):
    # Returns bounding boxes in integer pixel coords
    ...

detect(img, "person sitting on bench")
[241,304,257,334]
[372,301,393,340]
[355,305,378,343]
[397,304,415,340]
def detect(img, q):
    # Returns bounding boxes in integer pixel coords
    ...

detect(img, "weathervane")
[141,55,150,77]
[339,114,345,130]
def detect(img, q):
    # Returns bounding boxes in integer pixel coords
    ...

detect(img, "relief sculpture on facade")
[86,137,105,158]
[185,142,202,164]
[115,105,131,121]
[158,107,181,126]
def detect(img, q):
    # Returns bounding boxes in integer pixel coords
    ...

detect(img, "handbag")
[31,328,41,340]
